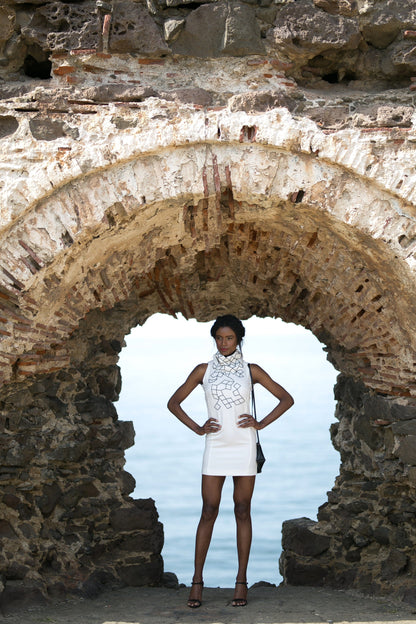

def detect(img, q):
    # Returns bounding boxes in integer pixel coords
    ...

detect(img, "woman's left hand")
[237,414,260,429]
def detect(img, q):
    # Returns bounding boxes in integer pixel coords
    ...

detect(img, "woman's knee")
[234,501,251,522]
[201,502,220,523]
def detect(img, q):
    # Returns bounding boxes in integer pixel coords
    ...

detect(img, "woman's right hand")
[198,418,221,436]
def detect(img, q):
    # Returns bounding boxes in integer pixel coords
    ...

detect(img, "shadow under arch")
[0,121,416,603]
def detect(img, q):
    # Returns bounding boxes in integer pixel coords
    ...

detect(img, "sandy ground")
[1,584,416,624]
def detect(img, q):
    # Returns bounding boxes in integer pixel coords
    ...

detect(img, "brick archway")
[1,108,416,606]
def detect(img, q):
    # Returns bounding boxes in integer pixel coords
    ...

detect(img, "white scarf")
[211,348,244,379]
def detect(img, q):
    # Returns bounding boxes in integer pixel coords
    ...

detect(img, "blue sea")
[117,314,339,588]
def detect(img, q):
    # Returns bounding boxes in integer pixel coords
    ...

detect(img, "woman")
[167,315,294,608]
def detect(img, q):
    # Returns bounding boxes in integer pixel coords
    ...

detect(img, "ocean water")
[117,314,340,588]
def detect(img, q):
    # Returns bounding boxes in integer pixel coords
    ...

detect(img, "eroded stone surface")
[0,315,164,609]
[1,0,416,611]
[280,375,416,597]
[2,0,416,86]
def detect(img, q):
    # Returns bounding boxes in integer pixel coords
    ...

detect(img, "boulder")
[395,435,416,465]
[279,552,330,585]
[267,0,361,58]
[171,0,265,58]
[36,483,62,516]
[281,517,330,557]
[380,549,408,580]
[0,580,47,617]
[22,1,98,52]
[110,499,159,532]
[29,118,68,141]
[108,1,169,55]
[360,0,416,49]
[116,554,163,586]
[21,0,168,55]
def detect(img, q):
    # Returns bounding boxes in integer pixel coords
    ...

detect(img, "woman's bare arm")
[238,363,294,431]
[167,363,217,436]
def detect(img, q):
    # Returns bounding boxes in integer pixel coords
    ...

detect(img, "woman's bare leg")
[188,475,225,605]
[232,475,256,605]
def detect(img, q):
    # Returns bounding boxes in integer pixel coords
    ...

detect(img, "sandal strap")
[235,581,247,585]
[191,581,204,585]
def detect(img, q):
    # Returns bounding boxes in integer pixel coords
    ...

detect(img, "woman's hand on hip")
[237,414,259,429]
[198,418,221,435]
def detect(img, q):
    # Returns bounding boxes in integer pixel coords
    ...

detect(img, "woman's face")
[215,326,239,356]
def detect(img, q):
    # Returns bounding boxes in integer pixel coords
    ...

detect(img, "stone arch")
[1,108,416,606]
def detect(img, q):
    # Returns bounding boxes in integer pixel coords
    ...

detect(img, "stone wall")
[1,0,416,611]
[280,375,416,603]
[2,0,416,87]
[0,309,164,612]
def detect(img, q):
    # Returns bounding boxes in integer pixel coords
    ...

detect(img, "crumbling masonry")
[1,0,416,611]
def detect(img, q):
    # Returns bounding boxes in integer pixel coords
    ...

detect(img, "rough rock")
[1,0,416,84]
[21,1,99,53]
[228,90,299,113]
[313,0,358,17]
[171,1,265,58]
[21,0,168,56]
[163,18,185,42]
[0,580,47,617]
[281,376,416,598]
[281,518,331,556]
[79,84,158,103]
[359,0,416,49]
[267,0,361,56]
[159,87,213,106]
[29,118,70,141]
[1,0,416,609]
[0,6,16,51]
[107,1,169,55]
[395,436,416,465]
[110,500,159,532]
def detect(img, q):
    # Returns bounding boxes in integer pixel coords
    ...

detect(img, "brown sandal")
[188,581,203,608]
[232,580,248,607]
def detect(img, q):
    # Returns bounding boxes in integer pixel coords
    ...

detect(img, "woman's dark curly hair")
[210,314,246,345]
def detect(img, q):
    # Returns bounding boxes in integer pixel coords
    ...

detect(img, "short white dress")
[201,349,257,476]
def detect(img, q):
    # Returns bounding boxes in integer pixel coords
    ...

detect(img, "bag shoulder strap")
[248,364,260,444]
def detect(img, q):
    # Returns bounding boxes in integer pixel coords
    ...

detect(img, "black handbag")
[256,440,266,474]
[249,365,266,474]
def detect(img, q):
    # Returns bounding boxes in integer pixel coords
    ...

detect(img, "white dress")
[201,349,257,476]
